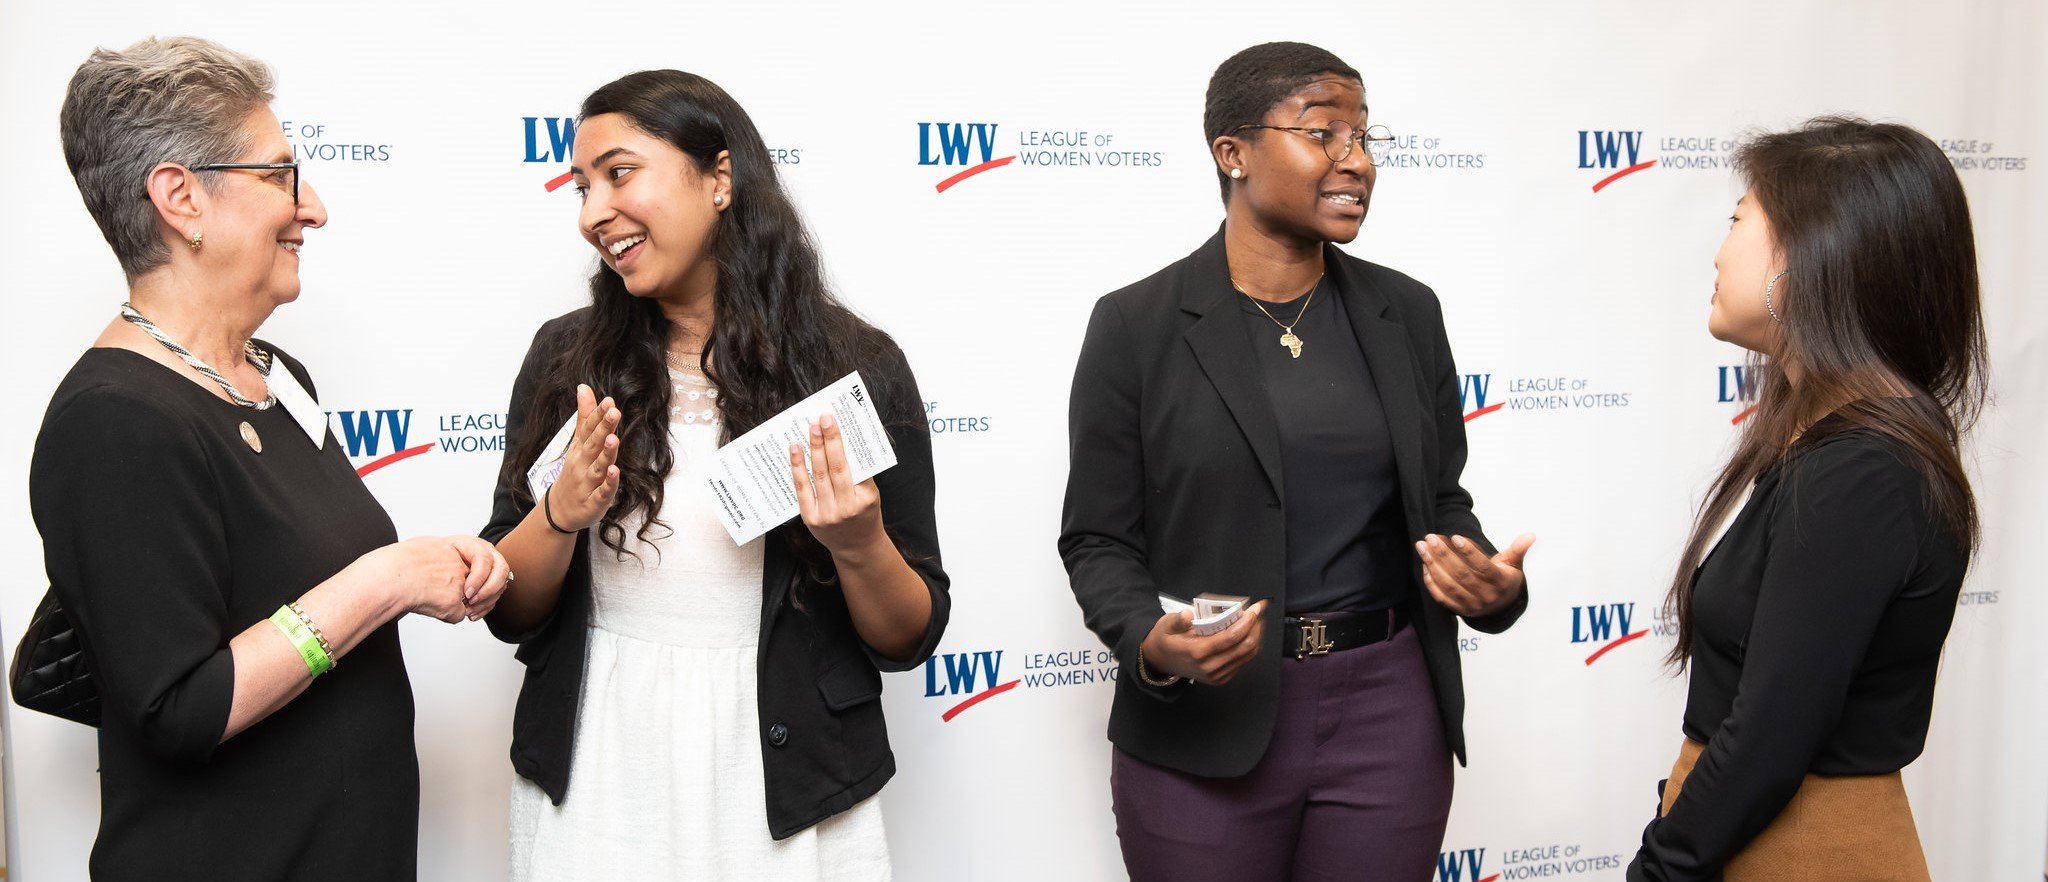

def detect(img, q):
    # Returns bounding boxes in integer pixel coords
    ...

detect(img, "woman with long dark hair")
[481,70,948,879]
[1628,117,1988,881]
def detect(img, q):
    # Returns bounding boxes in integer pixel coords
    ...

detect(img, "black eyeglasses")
[191,161,301,204]
[1232,121,1395,166]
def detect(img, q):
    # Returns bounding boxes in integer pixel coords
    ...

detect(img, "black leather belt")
[1284,607,1410,660]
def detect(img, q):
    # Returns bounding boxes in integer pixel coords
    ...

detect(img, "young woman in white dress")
[482,70,949,881]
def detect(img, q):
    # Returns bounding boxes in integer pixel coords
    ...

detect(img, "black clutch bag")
[10,589,101,727]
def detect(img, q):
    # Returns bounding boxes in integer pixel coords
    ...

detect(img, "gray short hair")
[60,37,276,279]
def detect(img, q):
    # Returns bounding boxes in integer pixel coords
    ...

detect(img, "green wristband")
[270,604,334,677]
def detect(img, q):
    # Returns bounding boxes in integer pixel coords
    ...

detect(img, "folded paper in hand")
[1158,592,1248,636]
[707,371,896,545]
[525,417,577,502]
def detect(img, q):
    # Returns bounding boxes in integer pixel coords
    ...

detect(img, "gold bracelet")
[1136,646,1182,687]
[287,601,337,672]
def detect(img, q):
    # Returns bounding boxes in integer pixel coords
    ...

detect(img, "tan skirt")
[1661,739,1930,881]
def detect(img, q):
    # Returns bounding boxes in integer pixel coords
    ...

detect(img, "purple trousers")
[1110,625,1453,882]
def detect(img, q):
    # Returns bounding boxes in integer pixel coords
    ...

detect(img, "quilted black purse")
[10,589,101,727]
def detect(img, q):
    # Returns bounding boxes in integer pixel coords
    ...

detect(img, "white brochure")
[708,371,896,545]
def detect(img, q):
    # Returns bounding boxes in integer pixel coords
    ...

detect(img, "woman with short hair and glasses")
[1060,41,1533,880]
[26,36,508,879]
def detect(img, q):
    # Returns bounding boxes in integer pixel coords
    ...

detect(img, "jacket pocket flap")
[816,659,883,711]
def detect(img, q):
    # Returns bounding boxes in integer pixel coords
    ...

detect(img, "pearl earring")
[713,194,725,206]
[1229,168,1243,179]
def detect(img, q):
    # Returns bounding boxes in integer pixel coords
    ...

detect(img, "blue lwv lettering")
[1577,130,1643,168]
[329,409,413,457]
[522,117,577,163]
[1435,848,1486,882]
[919,123,998,165]
[923,650,1003,696]
[1572,603,1635,643]
[1459,373,1492,410]
[1718,365,1757,402]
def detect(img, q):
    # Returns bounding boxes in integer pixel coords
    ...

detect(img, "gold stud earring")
[1229,168,1243,180]
[188,229,204,251]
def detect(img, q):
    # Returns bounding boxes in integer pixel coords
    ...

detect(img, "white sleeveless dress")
[509,368,891,881]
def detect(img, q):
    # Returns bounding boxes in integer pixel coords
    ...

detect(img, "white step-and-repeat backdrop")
[2,2,2042,879]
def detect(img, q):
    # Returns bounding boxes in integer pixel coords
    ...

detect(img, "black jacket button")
[768,722,789,747]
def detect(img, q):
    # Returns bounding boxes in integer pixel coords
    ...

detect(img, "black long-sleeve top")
[29,348,417,880]
[1628,427,1969,880]
[1234,283,1411,614]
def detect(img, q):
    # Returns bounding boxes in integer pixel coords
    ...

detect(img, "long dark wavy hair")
[506,70,892,573]
[1663,115,1989,667]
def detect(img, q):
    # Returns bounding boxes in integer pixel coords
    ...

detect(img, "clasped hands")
[367,535,509,623]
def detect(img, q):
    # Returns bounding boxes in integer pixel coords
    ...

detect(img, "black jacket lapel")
[1331,249,1428,537]
[1179,231,1286,501]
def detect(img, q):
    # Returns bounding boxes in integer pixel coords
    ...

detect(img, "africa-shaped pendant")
[239,421,263,453]
[1280,331,1304,359]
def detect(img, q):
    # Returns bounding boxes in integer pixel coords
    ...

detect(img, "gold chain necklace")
[1232,274,1323,359]
[665,345,708,372]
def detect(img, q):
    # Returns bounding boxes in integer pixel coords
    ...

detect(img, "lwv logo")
[1578,129,1656,192]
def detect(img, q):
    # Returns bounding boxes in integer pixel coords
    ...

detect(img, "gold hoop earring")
[188,229,203,251]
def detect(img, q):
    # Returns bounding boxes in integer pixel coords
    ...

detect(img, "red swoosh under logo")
[1464,403,1505,422]
[544,171,574,192]
[1731,404,1758,425]
[1591,159,1658,193]
[941,679,1021,722]
[1584,630,1648,665]
[935,156,1016,193]
[355,443,434,477]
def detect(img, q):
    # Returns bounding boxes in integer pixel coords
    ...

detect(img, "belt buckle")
[1295,618,1333,660]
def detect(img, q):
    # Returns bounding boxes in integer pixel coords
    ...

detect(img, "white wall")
[1,1,2041,878]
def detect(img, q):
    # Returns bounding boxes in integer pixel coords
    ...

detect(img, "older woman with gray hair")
[23,36,508,878]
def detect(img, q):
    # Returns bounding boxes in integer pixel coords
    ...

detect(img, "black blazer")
[482,309,950,840]
[1059,228,1525,777]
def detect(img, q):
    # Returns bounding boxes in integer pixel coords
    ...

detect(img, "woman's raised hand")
[1416,532,1534,617]
[547,383,623,531]
[787,412,886,556]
